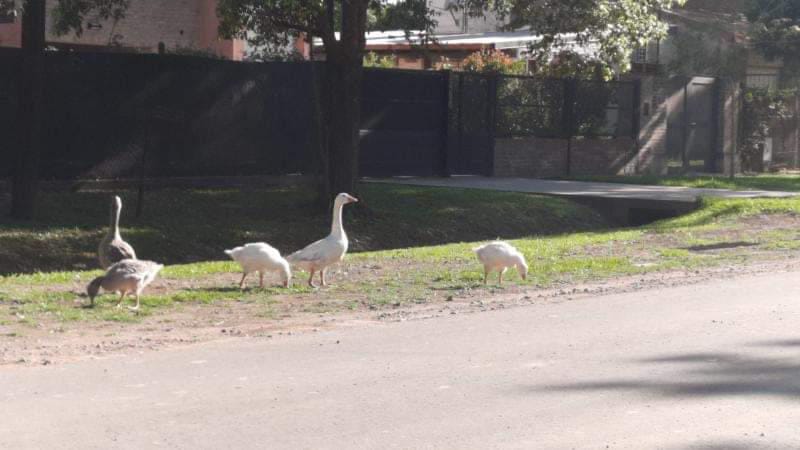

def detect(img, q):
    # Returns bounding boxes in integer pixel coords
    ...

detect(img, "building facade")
[0,0,245,60]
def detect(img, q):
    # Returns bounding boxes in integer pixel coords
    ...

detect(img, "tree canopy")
[747,0,800,69]
[0,0,129,37]
[506,0,686,76]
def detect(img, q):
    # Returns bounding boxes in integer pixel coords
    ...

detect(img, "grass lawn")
[567,174,800,192]
[3,183,800,332]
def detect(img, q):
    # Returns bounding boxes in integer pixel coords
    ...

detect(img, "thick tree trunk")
[11,0,46,219]
[324,56,362,198]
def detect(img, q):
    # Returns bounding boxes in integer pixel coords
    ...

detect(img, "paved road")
[4,271,800,449]
[369,176,797,203]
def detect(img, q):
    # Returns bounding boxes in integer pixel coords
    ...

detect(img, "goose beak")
[348,195,359,203]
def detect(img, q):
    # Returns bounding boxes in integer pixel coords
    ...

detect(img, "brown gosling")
[87,259,164,310]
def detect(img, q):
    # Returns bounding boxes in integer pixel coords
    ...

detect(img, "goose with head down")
[286,193,358,287]
[87,259,163,310]
[225,242,291,289]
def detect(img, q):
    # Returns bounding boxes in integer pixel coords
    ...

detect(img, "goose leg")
[483,268,489,285]
[308,270,316,288]
[320,269,327,287]
[115,292,127,308]
[128,293,141,311]
[498,270,504,285]
[238,273,248,290]
[259,272,264,289]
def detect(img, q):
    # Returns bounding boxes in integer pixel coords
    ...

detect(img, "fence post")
[487,73,498,176]
[794,92,799,169]
[135,120,149,218]
[632,79,642,140]
[562,78,577,177]
[455,72,464,175]
[439,69,451,176]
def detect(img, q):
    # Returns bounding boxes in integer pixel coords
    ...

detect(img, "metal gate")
[448,72,495,175]
[666,76,719,173]
[359,68,448,177]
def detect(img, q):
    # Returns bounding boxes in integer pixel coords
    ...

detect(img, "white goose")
[287,193,358,287]
[473,241,528,285]
[225,243,291,289]
[98,195,137,269]
[87,259,163,310]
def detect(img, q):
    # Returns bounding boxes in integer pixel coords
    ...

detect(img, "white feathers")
[473,241,528,285]
[225,242,291,289]
[286,193,358,287]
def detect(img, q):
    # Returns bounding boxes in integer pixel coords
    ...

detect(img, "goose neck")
[330,199,346,238]
[111,202,121,239]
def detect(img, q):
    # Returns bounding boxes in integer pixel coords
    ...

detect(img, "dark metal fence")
[0,48,640,182]
[494,76,637,139]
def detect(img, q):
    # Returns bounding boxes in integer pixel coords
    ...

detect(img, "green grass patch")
[567,174,800,192]
[4,183,800,326]
[0,183,610,275]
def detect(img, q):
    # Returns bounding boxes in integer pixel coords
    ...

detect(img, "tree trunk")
[11,0,46,219]
[313,0,367,206]
[324,56,362,199]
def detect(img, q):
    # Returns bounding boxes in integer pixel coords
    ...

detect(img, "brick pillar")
[630,75,668,175]
[718,80,742,176]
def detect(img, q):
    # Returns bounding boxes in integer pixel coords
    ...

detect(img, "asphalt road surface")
[4,271,800,449]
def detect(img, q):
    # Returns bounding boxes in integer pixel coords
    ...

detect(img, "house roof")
[316,30,597,56]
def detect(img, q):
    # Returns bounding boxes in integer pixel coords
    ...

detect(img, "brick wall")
[494,137,568,178]
[0,15,21,48]
[0,0,244,59]
[494,75,670,177]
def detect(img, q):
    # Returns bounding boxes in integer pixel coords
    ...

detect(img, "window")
[632,46,648,64]
[746,73,780,90]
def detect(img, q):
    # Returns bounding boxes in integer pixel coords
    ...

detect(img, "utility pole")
[11,0,46,219]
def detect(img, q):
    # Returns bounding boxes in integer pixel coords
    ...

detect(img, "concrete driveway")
[369,176,797,203]
[3,270,800,449]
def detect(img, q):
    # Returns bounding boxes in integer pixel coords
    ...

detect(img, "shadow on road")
[537,341,800,400]
[670,442,794,450]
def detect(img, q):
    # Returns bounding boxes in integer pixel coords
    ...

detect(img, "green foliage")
[461,49,526,75]
[371,0,431,31]
[740,88,797,171]
[216,0,437,59]
[363,51,396,68]
[507,0,686,78]
[530,51,612,80]
[168,46,227,60]
[747,0,800,70]
[0,0,12,16]
[50,0,130,37]
[244,43,305,62]
[666,29,748,80]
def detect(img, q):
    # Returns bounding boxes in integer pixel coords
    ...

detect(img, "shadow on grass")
[0,184,616,275]
[685,241,758,252]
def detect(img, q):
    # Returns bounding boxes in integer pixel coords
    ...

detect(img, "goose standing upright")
[87,259,163,310]
[287,193,358,287]
[98,195,137,269]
